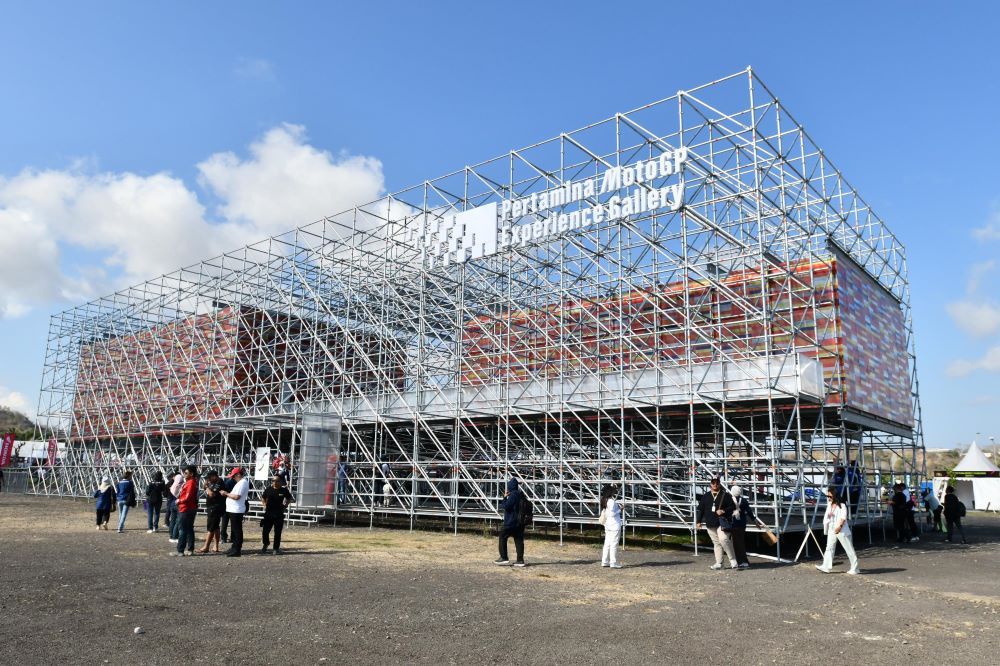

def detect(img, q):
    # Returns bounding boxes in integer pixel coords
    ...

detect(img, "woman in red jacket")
[171,465,199,556]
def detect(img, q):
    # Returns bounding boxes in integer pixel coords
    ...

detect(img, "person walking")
[729,485,766,569]
[221,467,249,557]
[197,470,226,554]
[93,476,116,530]
[167,469,183,543]
[494,478,527,567]
[261,474,293,555]
[943,485,969,544]
[171,465,198,557]
[115,470,137,533]
[922,488,943,533]
[599,485,624,569]
[816,487,861,574]
[695,478,738,570]
[145,471,166,533]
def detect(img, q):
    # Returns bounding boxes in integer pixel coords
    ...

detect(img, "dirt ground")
[0,495,997,665]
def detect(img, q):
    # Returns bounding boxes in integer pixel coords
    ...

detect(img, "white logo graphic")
[417,203,498,268]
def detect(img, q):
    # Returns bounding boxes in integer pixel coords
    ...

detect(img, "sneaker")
[226,551,241,558]
[846,569,861,575]
[815,565,832,573]
[730,564,739,570]
[169,539,178,544]
[493,558,510,565]
[738,563,750,569]
[95,526,101,530]
[260,547,269,555]
[600,562,609,567]
[146,530,154,533]
[910,537,920,543]
[117,529,124,534]
[169,551,182,557]
[186,551,195,557]
[273,548,283,555]
[513,561,527,568]
[610,563,622,569]
[710,563,723,570]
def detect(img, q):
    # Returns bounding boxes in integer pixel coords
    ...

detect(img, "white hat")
[730,485,742,497]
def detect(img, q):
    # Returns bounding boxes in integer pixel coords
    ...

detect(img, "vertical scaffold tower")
[33,69,923,543]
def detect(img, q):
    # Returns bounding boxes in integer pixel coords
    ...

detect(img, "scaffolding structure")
[31,69,923,542]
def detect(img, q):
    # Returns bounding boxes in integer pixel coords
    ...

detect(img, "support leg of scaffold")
[794,526,824,563]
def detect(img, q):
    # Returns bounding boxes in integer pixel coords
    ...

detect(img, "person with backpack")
[816,487,861,575]
[943,485,968,544]
[145,471,166,533]
[93,476,116,530]
[695,477,738,570]
[115,470,137,533]
[494,478,528,567]
[598,485,623,569]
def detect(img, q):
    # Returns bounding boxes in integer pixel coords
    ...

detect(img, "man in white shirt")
[221,467,249,557]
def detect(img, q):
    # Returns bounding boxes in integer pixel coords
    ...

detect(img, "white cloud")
[946,301,1000,338]
[947,346,1000,377]
[0,124,385,319]
[197,124,384,238]
[234,57,277,83]
[0,386,35,420]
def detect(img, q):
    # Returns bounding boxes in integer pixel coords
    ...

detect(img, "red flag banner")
[0,433,14,467]
[47,438,58,467]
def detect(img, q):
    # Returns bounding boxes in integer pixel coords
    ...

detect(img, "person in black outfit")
[145,471,166,533]
[494,478,526,567]
[219,474,237,544]
[942,485,968,544]
[198,470,226,554]
[888,483,910,543]
[261,474,294,555]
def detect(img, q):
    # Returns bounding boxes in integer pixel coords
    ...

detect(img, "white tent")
[933,441,1000,511]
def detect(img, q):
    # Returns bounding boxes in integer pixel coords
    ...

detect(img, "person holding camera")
[695,478,738,570]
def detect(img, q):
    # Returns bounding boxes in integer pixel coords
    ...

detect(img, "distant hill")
[0,407,36,438]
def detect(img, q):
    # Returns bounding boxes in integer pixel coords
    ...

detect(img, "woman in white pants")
[599,486,623,568]
[816,487,861,575]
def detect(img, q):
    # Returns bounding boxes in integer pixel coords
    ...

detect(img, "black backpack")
[958,501,967,518]
[517,493,534,528]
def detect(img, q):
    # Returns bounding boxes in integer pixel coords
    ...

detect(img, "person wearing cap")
[197,470,226,554]
[695,478,738,570]
[92,476,116,530]
[171,465,199,556]
[260,474,294,554]
[729,486,766,569]
[221,467,249,557]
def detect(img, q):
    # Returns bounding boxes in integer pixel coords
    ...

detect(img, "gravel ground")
[0,495,997,664]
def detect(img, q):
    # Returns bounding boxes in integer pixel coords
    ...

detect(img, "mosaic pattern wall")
[835,251,913,427]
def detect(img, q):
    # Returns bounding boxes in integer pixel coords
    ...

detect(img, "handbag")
[598,508,607,526]
[761,527,778,546]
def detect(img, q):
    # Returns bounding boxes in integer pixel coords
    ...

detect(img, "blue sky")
[1,2,998,448]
